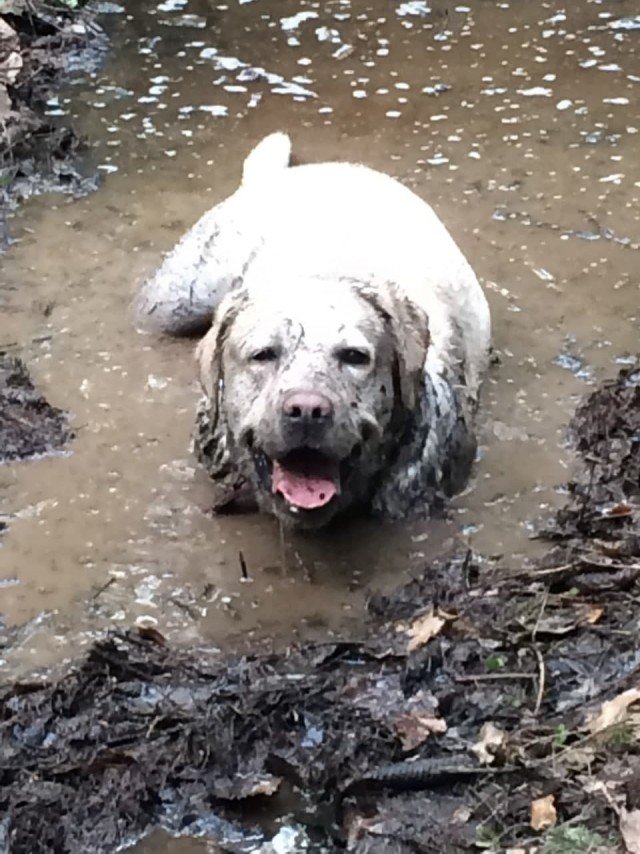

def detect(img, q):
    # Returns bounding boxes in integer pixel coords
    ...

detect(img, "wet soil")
[2,364,639,852]
[0,0,106,239]
[2,0,639,682]
[0,353,73,464]
[1,1,640,850]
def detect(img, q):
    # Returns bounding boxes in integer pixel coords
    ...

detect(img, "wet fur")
[136,133,491,528]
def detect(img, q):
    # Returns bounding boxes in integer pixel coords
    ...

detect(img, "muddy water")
[1,0,639,683]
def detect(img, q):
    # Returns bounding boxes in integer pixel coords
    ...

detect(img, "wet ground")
[0,0,107,232]
[0,354,72,464]
[1,0,639,689]
[2,363,640,852]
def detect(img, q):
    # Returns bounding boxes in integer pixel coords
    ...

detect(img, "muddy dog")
[135,133,491,529]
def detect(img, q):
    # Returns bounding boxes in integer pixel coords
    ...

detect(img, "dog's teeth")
[290,505,300,514]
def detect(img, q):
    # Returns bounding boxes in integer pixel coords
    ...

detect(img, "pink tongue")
[272,461,338,509]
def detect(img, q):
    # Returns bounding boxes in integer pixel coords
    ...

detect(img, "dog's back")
[136,133,489,404]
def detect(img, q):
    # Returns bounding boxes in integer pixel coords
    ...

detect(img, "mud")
[0,353,73,465]
[2,0,640,681]
[544,363,640,544]
[1,3,640,848]
[0,0,106,236]
[2,365,639,852]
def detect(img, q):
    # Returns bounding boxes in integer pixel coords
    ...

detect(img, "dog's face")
[196,276,429,528]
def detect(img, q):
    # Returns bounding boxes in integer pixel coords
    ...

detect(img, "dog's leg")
[134,132,292,336]
[133,196,248,336]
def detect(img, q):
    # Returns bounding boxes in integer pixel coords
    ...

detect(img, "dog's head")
[195,275,429,528]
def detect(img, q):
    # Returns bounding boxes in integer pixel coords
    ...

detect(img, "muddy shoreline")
[2,363,639,853]
[2,1,640,849]
[0,0,107,242]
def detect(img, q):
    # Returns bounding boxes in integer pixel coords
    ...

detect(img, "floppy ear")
[357,283,430,410]
[193,289,247,479]
[195,288,248,401]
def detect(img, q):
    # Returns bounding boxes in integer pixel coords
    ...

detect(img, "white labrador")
[136,133,491,528]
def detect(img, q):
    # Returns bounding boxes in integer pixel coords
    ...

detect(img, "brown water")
[1,0,639,693]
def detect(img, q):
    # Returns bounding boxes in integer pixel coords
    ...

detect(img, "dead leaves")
[530,794,557,831]
[0,18,21,121]
[405,608,449,653]
[590,778,640,854]
[620,807,640,854]
[534,602,604,636]
[0,20,21,80]
[603,502,635,519]
[588,688,640,736]
[471,722,507,765]
[393,712,447,751]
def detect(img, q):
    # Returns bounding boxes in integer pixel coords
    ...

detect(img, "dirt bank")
[0,0,106,243]
[0,352,73,541]
[0,353,73,464]
[1,363,639,853]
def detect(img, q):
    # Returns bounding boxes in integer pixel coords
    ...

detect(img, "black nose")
[281,391,334,439]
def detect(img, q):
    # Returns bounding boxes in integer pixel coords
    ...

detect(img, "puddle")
[1,0,639,684]
[132,833,214,853]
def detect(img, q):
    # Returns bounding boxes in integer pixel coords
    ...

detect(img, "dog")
[135,132,491,529]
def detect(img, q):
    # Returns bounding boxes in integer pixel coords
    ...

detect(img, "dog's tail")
[242,132,292,186]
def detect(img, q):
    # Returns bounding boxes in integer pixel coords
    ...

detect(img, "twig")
[91,576,115,600]
[238,550,248,581]
[455,672,535,683]
[510,563,573,580]
[532,645,546,716]
[531,589,549,643]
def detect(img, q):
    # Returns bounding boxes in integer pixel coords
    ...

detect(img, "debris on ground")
[1,362,639,853]
[0,352,73,462]
[542,361,640,543]
[0,0,106,241]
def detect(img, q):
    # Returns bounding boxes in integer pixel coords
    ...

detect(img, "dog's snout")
[281,391,334,446]
[282,391,334,424]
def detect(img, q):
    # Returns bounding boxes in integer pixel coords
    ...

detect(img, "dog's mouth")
[252,446,360,512]
[272,448,340,509]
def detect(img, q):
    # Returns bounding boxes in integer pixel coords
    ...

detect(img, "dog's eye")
[336,348,371,367]
[250,347,279,364]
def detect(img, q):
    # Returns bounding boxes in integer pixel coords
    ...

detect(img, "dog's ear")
[391,288,431,390]
[357,283,430,410]
[193,289,247,481]
[195,289,247,401]
[388,290,430,408]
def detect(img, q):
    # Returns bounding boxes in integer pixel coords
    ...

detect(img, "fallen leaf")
[346,813,384,847]
[0,84,11,120]
[620,807,640,854]
[604,502,633,518]
[584,605,604,625]
[531,794,557,831]
[588,688,640,735]
[137,625,166,645]
[594,538,624,556]
[0,50,22,84]
[406,609,446,653]
[393,712,447,750]
[247,776,282,797]
[471,721,506,765]
[452,805,472,825]
[535,604,604,635]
